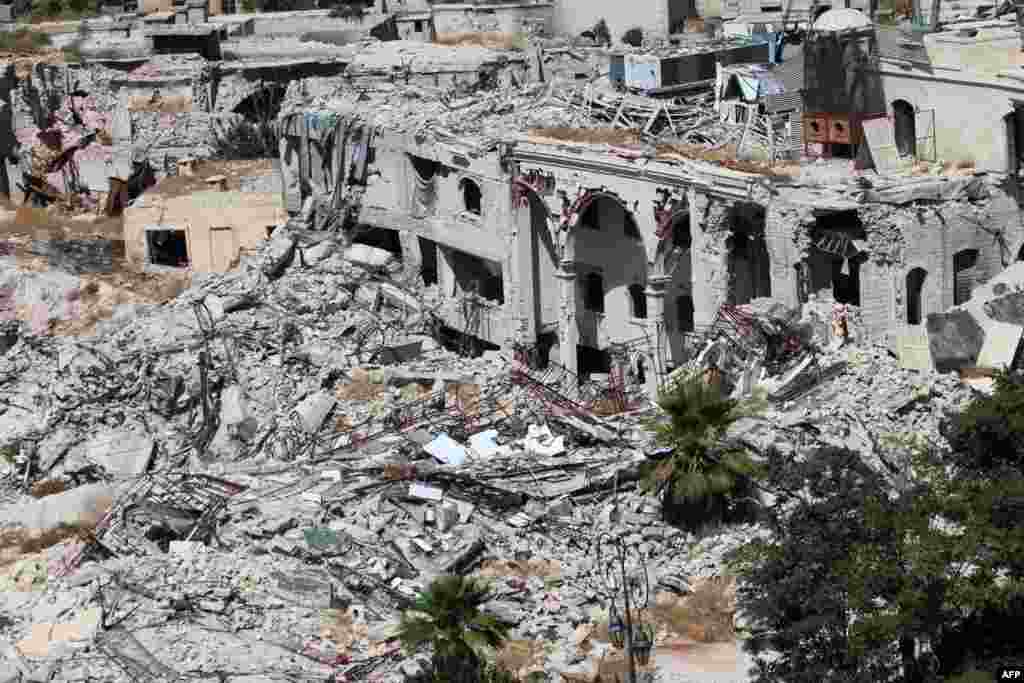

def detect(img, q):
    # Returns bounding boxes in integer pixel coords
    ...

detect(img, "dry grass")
[655,142,797,178]
[477,558,563,581]
[29,479,67,498]
[528,127,642,146]
[446,382,481,420]
[496,639,548,678]
[126,94,193,113]
[382,463,417,481]
[146,159,273,199]
[650,576,736,643]
[590,397,627,417]
[0,28,52,55]
[320,607,369,649]
[0,522,96,569]
[433,31,526,49]
[592,577,736,646]
[335,377,386,402]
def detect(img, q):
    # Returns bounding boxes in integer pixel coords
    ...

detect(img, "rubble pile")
[0,214,992,682]
[0,226,724,682]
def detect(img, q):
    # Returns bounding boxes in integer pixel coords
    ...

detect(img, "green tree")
[731,433,1024,683]
[397,575,511,683]
[941,369,1024,476]
[642,373,765,529]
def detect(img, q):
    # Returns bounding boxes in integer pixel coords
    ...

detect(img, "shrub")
[941,369,1024,476]
[397,575,511,683]
[730,440,1024,683]
[0,28,51,52]
[642,374,764,529]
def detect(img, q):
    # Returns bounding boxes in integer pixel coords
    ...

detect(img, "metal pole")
[619,541,637,683]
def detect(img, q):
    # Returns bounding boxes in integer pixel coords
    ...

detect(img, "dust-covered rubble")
[0,222,994,683]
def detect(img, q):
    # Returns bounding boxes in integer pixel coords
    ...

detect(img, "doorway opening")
[906,267,927,324]
[629,284,647,319]
[892,99,916,158]
[419,237,438,285]
[584,272,605,313]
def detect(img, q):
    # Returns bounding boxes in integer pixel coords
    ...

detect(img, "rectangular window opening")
[146,229,189,268]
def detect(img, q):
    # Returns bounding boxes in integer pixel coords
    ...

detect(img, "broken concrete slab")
[896,326,933,372]
[975,320,1023,370]
[377,340,423,365]
[12,483,116,533]
[262,229,297,279]
[36,427,80,473]
[292,391,336,434]
[344,243,397,270]
[926,309,985,373]
[85,430,155,477]
[984,290,1024,326]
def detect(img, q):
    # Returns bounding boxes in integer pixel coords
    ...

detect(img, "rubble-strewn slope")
[0,227,987,682]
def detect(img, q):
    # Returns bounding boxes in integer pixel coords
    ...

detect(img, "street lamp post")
[594,532,652,683]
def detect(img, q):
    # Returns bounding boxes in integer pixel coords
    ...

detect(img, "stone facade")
[277,106,1023,392]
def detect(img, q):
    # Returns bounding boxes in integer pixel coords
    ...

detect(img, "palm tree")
[643,372,765,529]
[396,574,511,683]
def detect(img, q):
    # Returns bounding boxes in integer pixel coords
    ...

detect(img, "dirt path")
[654,638,753,683]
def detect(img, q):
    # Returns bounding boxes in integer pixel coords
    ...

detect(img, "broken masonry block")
[292,391,337,434]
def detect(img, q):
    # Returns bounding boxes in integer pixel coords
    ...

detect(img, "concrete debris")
[1,11,1021,681]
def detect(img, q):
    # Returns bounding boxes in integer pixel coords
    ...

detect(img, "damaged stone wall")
[8,63,119,194]
[111,59,225,176]
[767,180,1022,339]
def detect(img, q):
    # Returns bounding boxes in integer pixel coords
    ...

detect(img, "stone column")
[765,203,800,310]
[514,201,538,343]
[645,275,670,396]
[555,259,579,375]
[688,188,718,332]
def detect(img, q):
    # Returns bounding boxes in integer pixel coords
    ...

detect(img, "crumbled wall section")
[767,180,1023,338]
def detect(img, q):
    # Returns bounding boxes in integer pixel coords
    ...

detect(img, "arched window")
[584,273,605,313]
[906,267,927,325]
[629,284,647,319]
[892,100,916,158]
[676,295,694,333]
[460,178,482,215]
[953,249,979,306]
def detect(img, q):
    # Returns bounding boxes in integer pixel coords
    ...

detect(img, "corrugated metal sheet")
[788,111,803,152]
[765,91,802,113]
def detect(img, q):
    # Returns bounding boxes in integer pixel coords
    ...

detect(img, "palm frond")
[674,470,711,501]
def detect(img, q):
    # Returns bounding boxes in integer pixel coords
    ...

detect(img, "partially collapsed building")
[275,25,1024,391]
